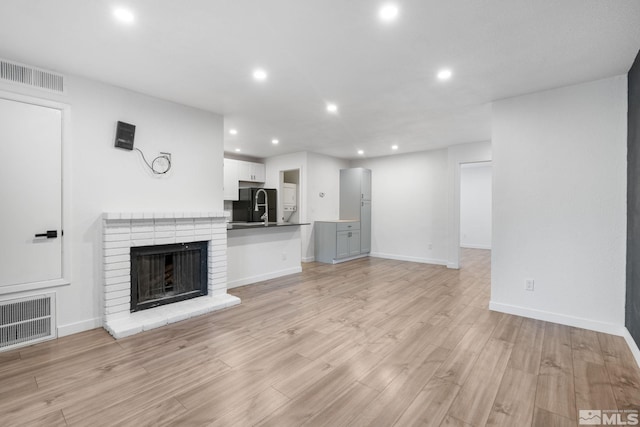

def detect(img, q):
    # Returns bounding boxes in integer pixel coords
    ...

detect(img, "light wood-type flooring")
[1,249,639,426]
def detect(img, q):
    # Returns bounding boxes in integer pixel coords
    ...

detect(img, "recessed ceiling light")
[391,144,398,150]
[229,129,238,135]
[357,150,364,155]
[113,8,135,24]
[235,148,241,152]
[253,68,268,81]
[326,103,338,114]
[437,69,452,80]
[271,139,279,145]
[378,3,399,22]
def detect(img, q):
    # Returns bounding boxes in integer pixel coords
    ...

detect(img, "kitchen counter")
[227,221,309,231]
[226,222,308,289]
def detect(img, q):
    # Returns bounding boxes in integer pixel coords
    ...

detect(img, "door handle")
[35,230,57,239]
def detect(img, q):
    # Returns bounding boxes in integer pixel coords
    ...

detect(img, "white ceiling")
[0,1,639,160]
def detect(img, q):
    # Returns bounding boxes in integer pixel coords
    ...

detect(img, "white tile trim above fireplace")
[102,212,240,339]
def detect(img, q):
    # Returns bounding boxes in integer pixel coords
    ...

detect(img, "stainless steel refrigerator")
[339,168,371,253]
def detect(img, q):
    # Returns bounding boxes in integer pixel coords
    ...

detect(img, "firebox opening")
[130,241,208,312]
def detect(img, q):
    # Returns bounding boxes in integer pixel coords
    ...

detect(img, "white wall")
[0,73,223,336]
[491,75,627,334]
[265,151,348,261]
[460,162,492,249]
[351,149,449,264]
[306,152,349,260]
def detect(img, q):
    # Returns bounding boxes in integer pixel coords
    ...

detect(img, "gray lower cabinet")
[315,221,361,263]
[337,229,361,258]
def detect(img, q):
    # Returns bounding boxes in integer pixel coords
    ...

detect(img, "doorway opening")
[459,161,492,268]
[279,169,300,224]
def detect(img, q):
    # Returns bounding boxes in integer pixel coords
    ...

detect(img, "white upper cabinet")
[224,158,266,200]
[237,161,265,182]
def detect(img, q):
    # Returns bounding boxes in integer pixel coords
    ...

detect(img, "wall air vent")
[0,293,56,352]
[0,59,65,94]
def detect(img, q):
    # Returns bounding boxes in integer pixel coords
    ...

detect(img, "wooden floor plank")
[531,407,575,427]
[207,386,290,427]
[535,323,577,421]
[26,409,68,427]
[304,382,380,427]
[391,377,460,427]
[0,249,638,426]
[441,415,474,427]
[485,367,537,427]
[63,358,231,426]
[598,332,638,367]
[258,352,382,426]
[355,346,450,426]
[447,338,514,426]
[508,318,545,375]
[114,397,188,427]
[571,328,605,365]
[573,360,618,413]
[605,361,640,411]
[432,348,479,387]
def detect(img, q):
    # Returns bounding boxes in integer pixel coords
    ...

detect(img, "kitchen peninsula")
[226,222,308,288]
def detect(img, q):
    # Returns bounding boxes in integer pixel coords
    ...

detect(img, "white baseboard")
[302,256,315,263]
[331,254,369,264]
[57,317,102,337]
[460,244,492,250]
[369,252,447,266]
[227,266,302,289]
[622,328,640,369]
[489,301,625,336]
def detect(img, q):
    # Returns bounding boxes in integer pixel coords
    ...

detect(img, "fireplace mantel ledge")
[103,212,230,221]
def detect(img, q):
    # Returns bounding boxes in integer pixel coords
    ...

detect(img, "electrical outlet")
[525,278,535,291]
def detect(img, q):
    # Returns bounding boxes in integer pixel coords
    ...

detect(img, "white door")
[0,98,62,287]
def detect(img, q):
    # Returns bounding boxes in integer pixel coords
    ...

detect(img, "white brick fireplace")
[102,212,240,338]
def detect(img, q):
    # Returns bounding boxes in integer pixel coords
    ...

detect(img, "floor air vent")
[0,59,65,93]
[0,294,56,352]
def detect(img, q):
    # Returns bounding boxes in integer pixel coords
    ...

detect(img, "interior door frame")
[0,90,72,295]
[446,143,492,269]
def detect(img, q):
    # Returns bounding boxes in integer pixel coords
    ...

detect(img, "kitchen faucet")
[254,188,269,226]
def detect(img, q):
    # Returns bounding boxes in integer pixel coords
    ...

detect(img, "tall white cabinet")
[339,168,372,254]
